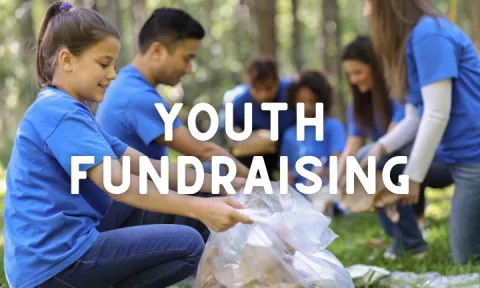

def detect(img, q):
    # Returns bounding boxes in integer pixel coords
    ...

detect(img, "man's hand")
[230,129,277,157]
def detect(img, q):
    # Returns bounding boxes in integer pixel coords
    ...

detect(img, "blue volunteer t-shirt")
[405,16,480,163]
[280,117,346,185]
[347,100,405,142]
[4,86,127,288]
[96,64,183,160]
[226,78,296,137]
[218,84,248,131]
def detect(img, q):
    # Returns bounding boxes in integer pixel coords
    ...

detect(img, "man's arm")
[228,129,277,157]
[120,146,244,195]
[155,126,250,178]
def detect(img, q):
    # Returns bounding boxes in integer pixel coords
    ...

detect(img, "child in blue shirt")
[280,70,346,215]
[280,70,345,188]
[221,57,296,179]
[3,2,251,287]
[339,35,452,260]
[364,0,480,264]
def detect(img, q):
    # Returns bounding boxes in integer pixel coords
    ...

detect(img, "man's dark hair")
[245,56,279,86]
[138,7,205,54]
[287,70,333,116]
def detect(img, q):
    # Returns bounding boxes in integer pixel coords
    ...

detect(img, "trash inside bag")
[195,182,354,288]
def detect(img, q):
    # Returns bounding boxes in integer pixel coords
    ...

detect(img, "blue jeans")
[357,143,453,255]
[39,203,205,287]
[448,162,480,264]
[38,161,226,287]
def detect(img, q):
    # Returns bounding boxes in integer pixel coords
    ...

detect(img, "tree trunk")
[463,0,480,53]
[17,0,36,103]
[236,0,257,71]
[291,0,302,72]
[81,0,95,8]
[90,0,124,114]
[255,0,277,59]
[321,0,346,121]
[131,0,147,55]
[95,0,125,67]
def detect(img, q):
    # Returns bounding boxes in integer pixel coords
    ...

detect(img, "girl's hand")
[194,197,253,232]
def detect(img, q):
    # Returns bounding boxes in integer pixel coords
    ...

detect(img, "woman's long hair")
[342,35,392,136]
[368,0,445,101]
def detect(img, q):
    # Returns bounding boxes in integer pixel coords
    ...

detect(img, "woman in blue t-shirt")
[363,0,480,265]
[338,35,452,260]
[280,70,346,214]
[3,2,251,288]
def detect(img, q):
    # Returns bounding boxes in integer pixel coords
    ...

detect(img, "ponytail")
[35,1,62,90]
[34,1,119,90]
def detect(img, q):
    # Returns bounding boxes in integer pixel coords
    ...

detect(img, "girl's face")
[60,36,121,103]
[343,60,373,93]
[296,87,317,118]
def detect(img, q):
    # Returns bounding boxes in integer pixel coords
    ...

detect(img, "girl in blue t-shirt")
[3,2,251,287]
[280,70,346,214]
[363,0,480,265]
[338,35,452,260]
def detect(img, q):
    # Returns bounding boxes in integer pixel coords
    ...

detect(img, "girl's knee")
[177,226,205,263]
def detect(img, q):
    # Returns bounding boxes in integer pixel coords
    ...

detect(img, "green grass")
[328,186,480,279]
[0,173,478,287]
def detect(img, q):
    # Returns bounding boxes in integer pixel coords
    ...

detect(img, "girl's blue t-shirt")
[280,117,346,186]
[405,15,480,163]
[3,86,127,288]
[347,100,405,142]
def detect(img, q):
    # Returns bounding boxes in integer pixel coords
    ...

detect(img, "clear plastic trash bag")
[195,182,354,288]
[378,271,480,288]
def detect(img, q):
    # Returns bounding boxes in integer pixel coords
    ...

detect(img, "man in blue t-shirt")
[96,8,248,240]
[221,56,296,179]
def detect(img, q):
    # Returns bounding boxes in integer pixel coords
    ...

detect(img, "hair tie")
[59,2,73,12]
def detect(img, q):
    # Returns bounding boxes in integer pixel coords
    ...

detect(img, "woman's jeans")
[357,143,453,256]
[448,162,480,264]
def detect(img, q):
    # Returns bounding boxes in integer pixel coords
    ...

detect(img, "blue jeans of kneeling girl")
[38,161,226,287]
